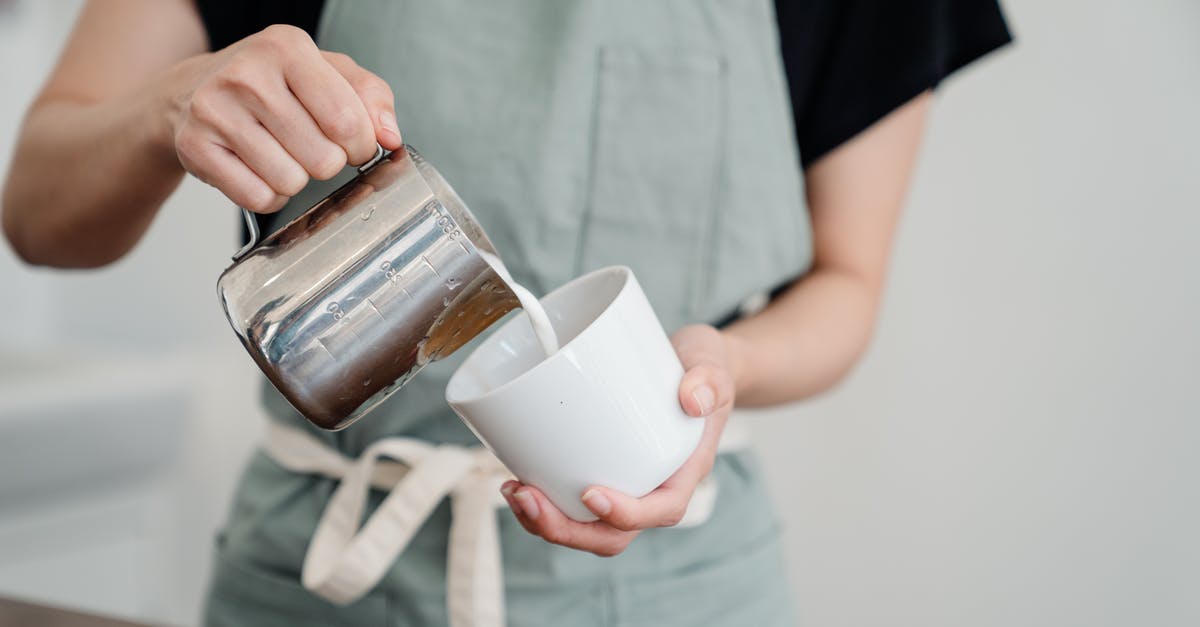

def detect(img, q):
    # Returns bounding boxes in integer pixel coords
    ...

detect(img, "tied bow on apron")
[261,419,747,627]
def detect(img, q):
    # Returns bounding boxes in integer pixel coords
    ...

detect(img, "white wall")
[752,1,1200,626]
[0,2,264,624]
[0,1,1196,626]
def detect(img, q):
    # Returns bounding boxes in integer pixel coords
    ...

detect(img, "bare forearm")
[725,266,881,406]
[2,81,185,268]
[723,92,931,407]
[3,0,405,270]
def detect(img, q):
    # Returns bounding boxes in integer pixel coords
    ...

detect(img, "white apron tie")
[261,418,749,627]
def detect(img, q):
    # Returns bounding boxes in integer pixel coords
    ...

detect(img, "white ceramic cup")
[445,266,704,521]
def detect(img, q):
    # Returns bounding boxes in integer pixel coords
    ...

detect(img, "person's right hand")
[165,25,403,214]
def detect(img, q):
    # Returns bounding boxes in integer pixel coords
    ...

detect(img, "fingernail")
[513,489,540,520]
[582,489,611,516]
[692,386,715,416]
[500,482,515,498]
[380,111,398,132]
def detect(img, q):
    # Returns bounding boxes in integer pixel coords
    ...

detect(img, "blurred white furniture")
[0,352,189,622]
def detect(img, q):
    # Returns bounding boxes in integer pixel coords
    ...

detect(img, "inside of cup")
[445,267,628,403]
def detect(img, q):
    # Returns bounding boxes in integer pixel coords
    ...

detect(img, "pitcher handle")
[231,144,388,261]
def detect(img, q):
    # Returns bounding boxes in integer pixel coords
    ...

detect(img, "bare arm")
[726,92,932,405]
[503,93,932,556]
[2,0,204,267]
[2,0,402,268]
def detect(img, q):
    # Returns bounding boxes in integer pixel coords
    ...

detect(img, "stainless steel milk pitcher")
[217,146,519,430]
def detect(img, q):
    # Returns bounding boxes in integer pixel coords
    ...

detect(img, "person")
[1,0,1011,624]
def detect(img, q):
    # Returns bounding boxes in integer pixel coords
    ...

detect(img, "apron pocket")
[577,46,726,327]
[203,535,390,627]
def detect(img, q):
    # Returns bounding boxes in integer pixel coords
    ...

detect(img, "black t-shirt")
[199,1,1011,325]
[195,0,1011,168]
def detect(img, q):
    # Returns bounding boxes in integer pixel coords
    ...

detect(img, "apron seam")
[603,575,618,627]
[572,46,606,279]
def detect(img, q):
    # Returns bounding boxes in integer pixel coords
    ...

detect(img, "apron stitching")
[603,575,618,627]
[694,55,730,316]
[571,47,607,279]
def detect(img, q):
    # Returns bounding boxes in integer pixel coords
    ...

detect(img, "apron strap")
[301,437,479,607]
[448,470,508,627]
[262,418,750,626]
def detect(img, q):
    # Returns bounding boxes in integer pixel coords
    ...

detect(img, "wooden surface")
[0,596,156,627]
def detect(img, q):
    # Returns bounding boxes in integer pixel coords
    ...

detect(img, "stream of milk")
[479,251,561,357]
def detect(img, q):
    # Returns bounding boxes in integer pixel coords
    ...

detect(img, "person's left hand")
[500,324,740,556]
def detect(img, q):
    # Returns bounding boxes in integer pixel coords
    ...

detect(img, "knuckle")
[595,535,633,557]
[323,51,353,68]
[541,527,571,547]
[591,544,624,558]
[186,90,222,126]
[661,506,687,527]
[259,24,310,48]
[243,186,278,214]
[309,148,346,180]
[278,170,309,197]
[325,106,364,141]
[173,127,205,159]
[361,73,394,99]
[607,514,640,532]
[216,62,264,101]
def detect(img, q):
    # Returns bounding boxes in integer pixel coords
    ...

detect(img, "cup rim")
[444,265,632,405]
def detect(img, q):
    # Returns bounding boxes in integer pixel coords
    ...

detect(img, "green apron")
[205,0,811,624]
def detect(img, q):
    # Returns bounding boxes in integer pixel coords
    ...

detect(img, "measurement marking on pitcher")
[380,260,400,284]
[378,260,416,299]
[325,302,363,341]
[365,298,385,320]
[420,255,440,277]
[316,336,338,360]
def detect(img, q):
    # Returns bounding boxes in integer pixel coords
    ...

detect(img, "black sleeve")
[776,0,1013,168]
[193,0,326,51]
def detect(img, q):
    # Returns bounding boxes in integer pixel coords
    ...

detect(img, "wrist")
[719,328,755,401]
[142,54,208,170]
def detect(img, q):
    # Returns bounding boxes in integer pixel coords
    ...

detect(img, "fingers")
[500,481,638,557]
[178,136,286,214]
[174,25,401,207]
[580,485,691,531]
[264,28,377,165]
[218,104,310,197]
[322,52,402,150]
[495,325,739,554]
[242,84,348,180]
[577,425,723,532]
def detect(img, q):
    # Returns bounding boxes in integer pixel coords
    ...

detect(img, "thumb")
[678,362,733,418]
[322,52,403,151]
[671,325,735,417]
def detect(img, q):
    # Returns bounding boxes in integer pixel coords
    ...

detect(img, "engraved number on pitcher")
[380,260,400,284]
[435,214,462,240]
[327,301,345,321]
